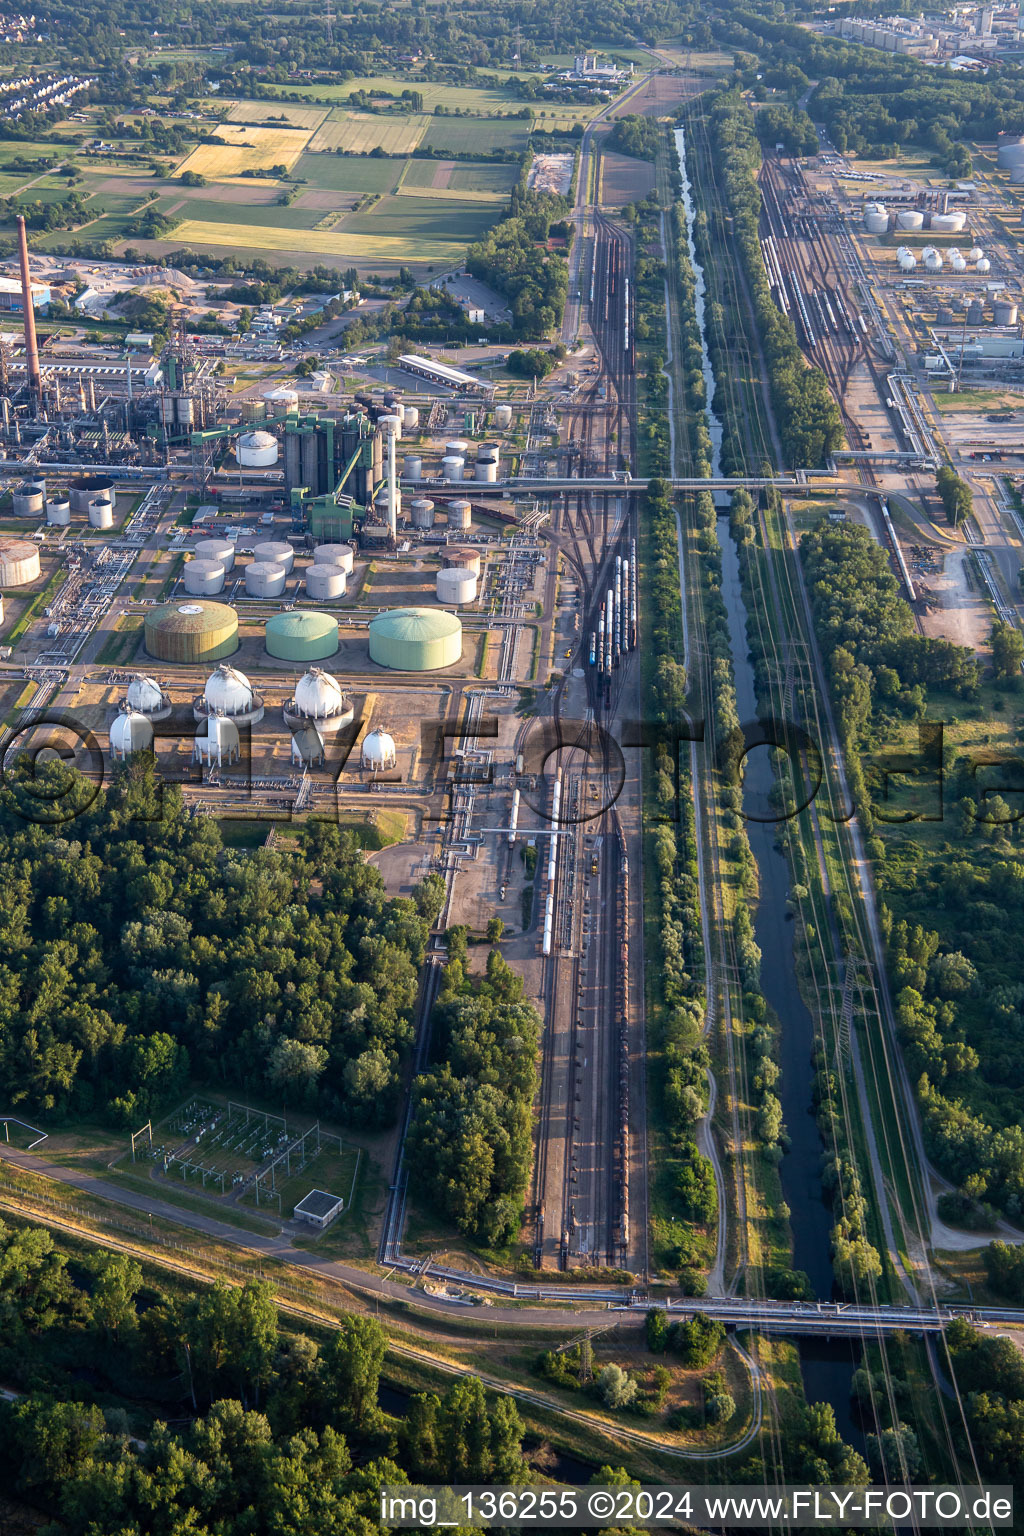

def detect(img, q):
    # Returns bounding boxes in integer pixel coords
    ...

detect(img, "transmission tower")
[325,0,334,47]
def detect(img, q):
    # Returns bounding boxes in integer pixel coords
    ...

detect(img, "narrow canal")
[671,125,862,1448]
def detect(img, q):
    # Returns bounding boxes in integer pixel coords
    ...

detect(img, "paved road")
[5,1147,1022,1337]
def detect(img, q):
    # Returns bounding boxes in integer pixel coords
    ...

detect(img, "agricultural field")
[225,100,330,131]
[292,151,407,192]
[402,158,518,195]
[263,75,525,112]
[176,122,313,179]
[166,216,468,266]
[339,192,503,242]
[421,115,530,154]
[308,111,430,156]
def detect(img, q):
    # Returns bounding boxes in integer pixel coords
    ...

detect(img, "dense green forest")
[407,929,541,1247]
[0,1216,529,1533]
[0,757,443,1128]
[467,188,572,339]
[715,8,1024,171]
[800,518,1024,1222]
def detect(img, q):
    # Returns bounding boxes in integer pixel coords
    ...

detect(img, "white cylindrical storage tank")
[89,498,113,529]
[446,500,471,531]
[12,481,45,517]
[475,443,499,483]
[931,211,966,233]
[253,540,294,573]
[494,403,513,430]
[402,405,419,431]
[313,542,354,573]
[245,561,287,597]
[864,202,888,234]
[403,454,423,481]
[410,498,436,529]
[184,558,226,596]
[193,538,235,572]
[378,485,401,522]
[997,132,1024,168]
[45,494,70,526]
[441,455,464,482]
[263,386,298,413]
[437,568,477,605]
[379,413,402,441]
[445,439,469,457]
[951,254,967,272]
[977,257,991,273]
[443,547,481,575]
[896,209,925,230]
[0,539,40,585]
[306,563,348,600]
[236,429,279,467]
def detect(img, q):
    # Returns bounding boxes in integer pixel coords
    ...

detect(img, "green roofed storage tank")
[368,606,462,671]
[144,600,238,664]
[265,609,339,661]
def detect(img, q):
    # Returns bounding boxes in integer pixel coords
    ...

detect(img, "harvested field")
[394,183,505,204]
[225,100,330,131]
[600,150,655,206]
[607,72,705,115]
[448,162,518,195]
[162,197,327,230]
[308,112,429,155]
[176,123,312,179]
[167,217,467,263]
[402,158,455,189]
[338,192,502,242]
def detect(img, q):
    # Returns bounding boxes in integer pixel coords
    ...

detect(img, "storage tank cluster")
[864,201,889,234]
[949,248,967,273]
[922,245,944,272]
[475,443,500,482]
[897,246,917,272]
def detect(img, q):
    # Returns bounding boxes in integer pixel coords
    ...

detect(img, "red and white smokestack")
[16,216,41,414]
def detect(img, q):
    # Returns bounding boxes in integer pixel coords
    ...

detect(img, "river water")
[671,127,862,1448]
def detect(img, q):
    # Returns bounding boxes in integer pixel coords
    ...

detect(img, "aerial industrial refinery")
[0,195,643,1286]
